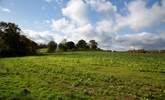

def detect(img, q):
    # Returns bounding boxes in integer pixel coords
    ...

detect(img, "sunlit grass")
[0,51,165,99]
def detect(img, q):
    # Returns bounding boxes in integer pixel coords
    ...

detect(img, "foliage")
[58,43,67,52]
[89,40,98,50]
[47,41,57,53]
[0,22,37,57]
[66,41,76,51]
[76,39,89,50]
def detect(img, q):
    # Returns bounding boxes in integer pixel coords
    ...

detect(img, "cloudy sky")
[0,0,165,50]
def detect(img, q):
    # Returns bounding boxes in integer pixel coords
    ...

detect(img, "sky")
[0,0,165,50]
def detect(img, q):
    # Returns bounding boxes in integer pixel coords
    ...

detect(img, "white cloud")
[96,20,114,34]
[62,0,89,25]
[86,0,117,13]
[23,29,63,44]
[115,32,165,50]
[51,0,117,45]
[27,0,165,50]
[0,6,11,13]
[115,0,165,30]
[50,18,95,41]
[51,18,75,33]
[72,24,96,40]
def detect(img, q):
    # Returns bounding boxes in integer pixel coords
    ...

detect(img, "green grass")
[0,51,165,100]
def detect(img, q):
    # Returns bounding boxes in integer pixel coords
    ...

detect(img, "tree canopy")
[76,39,89,50]
[89,40,98,50]
[47,41,57,53]
[66,41,76,50]
[0,22,37,57]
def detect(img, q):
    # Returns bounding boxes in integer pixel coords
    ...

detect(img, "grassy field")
[0,51,165,100]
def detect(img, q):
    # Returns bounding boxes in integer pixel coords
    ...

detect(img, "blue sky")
[0,0,165,50]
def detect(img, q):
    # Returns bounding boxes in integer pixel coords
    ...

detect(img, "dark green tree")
[76,39,89,50]
[58,43,67,51]
[58,39,67,51]
[66,41,76,50]
[0,22,37,57]
[47,41,57,53]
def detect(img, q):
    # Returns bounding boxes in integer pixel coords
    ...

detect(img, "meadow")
[0,51,165,100]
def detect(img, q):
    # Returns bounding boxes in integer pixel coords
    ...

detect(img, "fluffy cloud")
[23,29,63,44]
[51,18,96,42]
[116,0,165,30]
[23,0,165,50]
[51,0,116,44]
[115,32,165,50]
[62,0,89,25]
[96,20,114,34]
[51,18,74,33]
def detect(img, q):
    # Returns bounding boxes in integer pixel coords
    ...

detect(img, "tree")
[58,39,67,51]
[66,41,76,50]
[0,22,37,57]
[58,43,67,51]
[38,43,47,49]
[89,40,98,50]
[76,39,89,50]
[47,41,57,53]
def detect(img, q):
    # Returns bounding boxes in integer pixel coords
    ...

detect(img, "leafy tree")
[57,39,67,51]
[47,41,57,53]
[58,43,67,51]
[66,41,76,50]
[76,39,89,50]
[89,40,98,50]
[0,22,37,57]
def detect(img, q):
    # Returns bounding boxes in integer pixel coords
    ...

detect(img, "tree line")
[1,21,165,57]
[43,39,99,53]
[0,22,100,57]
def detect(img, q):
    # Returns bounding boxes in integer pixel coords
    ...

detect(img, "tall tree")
[47,41,57,53]
[58,39,67,51]
[89,40,98,50]
[0,22,37,57]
